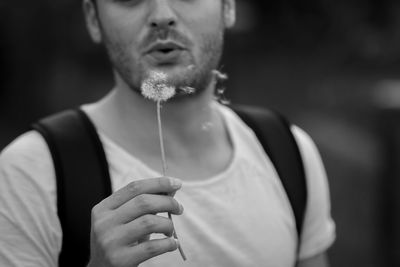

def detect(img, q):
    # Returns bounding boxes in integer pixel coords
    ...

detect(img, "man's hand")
[87,177,184,267]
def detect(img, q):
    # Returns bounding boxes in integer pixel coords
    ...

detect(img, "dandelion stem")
[157,101,167,176]
[156,101,187,261]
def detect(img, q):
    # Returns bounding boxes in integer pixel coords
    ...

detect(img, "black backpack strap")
[232,105,307,242]
[32,109,112,267]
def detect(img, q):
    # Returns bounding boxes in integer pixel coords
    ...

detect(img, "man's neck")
[85,78,233,180]
[102,78,220,142]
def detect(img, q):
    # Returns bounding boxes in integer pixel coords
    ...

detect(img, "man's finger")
[118,214,175,245]
[138,234,151,244]
[128,237,179,265]
[102,177,182,210]
[115,194,184,223]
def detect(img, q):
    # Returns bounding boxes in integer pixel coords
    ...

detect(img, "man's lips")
[144,41,186,63]
[145,41,185,54]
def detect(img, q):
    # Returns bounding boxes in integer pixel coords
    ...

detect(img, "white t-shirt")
[0,104,335,267]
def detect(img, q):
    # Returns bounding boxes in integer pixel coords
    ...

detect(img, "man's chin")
[143,64,196,85]
[147,63,194,76]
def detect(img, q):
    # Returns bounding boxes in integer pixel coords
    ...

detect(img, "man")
[0,0,335,266]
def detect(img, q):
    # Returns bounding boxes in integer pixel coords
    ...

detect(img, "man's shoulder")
[0,130,51,168]
[290,125,323,170]
[0,130,56,207]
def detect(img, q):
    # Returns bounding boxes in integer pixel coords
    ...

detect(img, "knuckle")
[99,234,110,249]
[99,229,119,252]
[144,242,160,257]
[91,203,102,217]
[98,230,112,248]
[110,192,125,206]
[127,181,140,194]
[106,250,122,266]
[140,215,156,232]
[91,209,109,227]
[91,214,106,235]
[92,220,103,236]
[91,213,102,227]
[91,212,115,239]
[135,195,151,211]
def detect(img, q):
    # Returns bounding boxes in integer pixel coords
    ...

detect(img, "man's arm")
[291,126,336,266]
[297,252,329,267]
[0,132,63,267]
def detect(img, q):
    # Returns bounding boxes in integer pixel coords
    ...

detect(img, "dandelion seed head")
[141,71,176,102]
[179,86,196,95]
[212,69,228,81]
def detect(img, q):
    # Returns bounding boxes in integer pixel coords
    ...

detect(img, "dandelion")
[212,69,228,81]
[212,69,230,105]
[141,71,176,102]
[179,86,196,95]
[141,70,187,261]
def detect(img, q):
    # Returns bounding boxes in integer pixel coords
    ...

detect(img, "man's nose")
[148,0,177,29]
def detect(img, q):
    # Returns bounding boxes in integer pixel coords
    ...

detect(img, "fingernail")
[170,178,182,189]
[173,238,180,248]
[178,203,184,214]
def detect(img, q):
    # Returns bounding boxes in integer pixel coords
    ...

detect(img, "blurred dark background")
[2,1,400,266]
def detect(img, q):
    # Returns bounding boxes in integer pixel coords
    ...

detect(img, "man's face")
[84,0,236,96]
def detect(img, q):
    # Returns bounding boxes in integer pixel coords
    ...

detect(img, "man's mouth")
[147,41,184,53]
[145,41,186,63]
